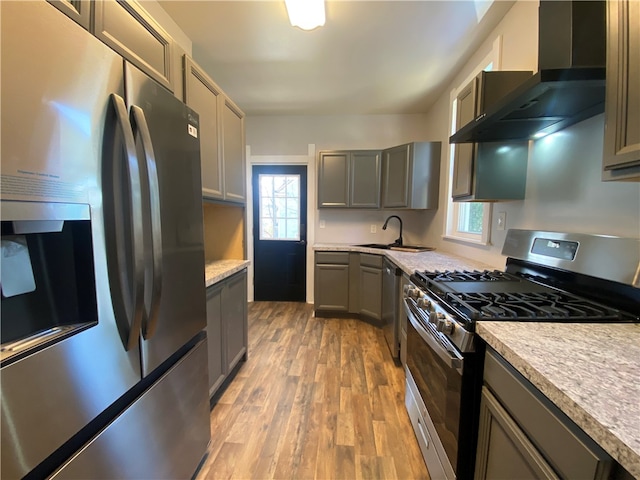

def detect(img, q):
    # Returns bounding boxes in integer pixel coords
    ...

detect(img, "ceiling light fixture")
[284,0,325,31]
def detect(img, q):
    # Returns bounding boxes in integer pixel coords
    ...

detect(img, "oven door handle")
[404,299,464,374]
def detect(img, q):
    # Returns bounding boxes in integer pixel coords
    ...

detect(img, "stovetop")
[416,270,518,283]
[411,269,639,324]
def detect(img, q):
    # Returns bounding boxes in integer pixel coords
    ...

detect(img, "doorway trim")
[246,144,316,303]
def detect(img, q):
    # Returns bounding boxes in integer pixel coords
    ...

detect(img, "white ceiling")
[158,0,515,116]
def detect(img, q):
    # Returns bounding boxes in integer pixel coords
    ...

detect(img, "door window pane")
[259,174,300,241]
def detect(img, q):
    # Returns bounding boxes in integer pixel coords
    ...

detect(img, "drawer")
[315,251,349,265]
[360,253,383,268]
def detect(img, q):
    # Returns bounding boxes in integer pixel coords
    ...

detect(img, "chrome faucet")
[382,215,403,246]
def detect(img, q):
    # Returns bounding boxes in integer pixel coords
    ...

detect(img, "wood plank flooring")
[196,301,429,480]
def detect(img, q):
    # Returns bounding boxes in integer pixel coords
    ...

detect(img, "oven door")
[405,296,464,478]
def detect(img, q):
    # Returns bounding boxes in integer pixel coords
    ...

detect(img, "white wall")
[246,114,431,155]
[420,0,640,268]
[246,114,441,248]
[245,0,640,273]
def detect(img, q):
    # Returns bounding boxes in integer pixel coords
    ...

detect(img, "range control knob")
[429,311,438,324]
[437,318,455,335]
[403,286,415,298]
[416,297,431,310]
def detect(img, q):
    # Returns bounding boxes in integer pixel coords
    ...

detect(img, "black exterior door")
[252,165,307,301]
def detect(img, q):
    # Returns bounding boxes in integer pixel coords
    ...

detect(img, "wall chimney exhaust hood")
[450,1,606,144]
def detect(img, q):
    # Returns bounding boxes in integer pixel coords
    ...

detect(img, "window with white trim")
[444,41,501,246]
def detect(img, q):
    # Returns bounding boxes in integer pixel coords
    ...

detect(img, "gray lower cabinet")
[47,0,175,92]
[358,253,383,321]
[205,282,225,394]
[317,150,381,208]
[314,252,350,312]
[476,387,558,479]
[476,348,614,480]
[314,251,383,323]
[205,269,248,399]
[223,270,248,372]
[381,142,441,209]
[602,0,640,181]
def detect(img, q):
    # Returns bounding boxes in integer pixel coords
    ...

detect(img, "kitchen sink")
[354,243,434,252]
[355,243,390,249]
[389,245,435,252]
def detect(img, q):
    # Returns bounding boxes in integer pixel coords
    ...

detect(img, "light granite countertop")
[477,321,640,478]
[313,243,493,276]
[205,259,251,287]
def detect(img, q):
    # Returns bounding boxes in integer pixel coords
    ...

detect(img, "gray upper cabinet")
[602,0,640,181]
[452,73,529,202]
[47,0,91,29]
[381,142,441,209]
[381,145,410,208]
[49,0,174,92]
[46,0,175,93]
[318,150,381,208]
[221,97,246,204]
[318,152,349,207]
[351,151,381,208]
[183,55,246,204]
[93,0,174,92]
[183,56,223,199]
[452,83,476,198]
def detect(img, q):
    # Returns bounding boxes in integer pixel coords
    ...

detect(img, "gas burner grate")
[445,291,626,321]
[416,269,521,284]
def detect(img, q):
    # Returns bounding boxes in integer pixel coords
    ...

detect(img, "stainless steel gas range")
[403,230,639,480]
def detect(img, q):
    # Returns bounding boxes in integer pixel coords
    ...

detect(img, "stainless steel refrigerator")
[0,2,210,478]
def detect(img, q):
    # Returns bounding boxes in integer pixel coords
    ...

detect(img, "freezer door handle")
[130,105,163,340]
[103,94,144,350]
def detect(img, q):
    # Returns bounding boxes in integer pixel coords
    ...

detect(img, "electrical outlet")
[370,224,377,234]
[497,212,506,231]
[319,220,325,229]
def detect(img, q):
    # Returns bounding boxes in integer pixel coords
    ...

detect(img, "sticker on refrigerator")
[188,124,198,138]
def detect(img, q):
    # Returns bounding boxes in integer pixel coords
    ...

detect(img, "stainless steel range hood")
[450,1,606,144]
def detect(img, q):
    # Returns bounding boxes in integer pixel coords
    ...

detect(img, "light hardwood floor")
[196,301,430,480]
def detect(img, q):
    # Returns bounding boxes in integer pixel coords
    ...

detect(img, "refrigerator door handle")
[104,94,144,351]
[130,105,163,340]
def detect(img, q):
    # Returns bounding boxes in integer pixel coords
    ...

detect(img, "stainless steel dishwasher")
[382,257,401,358]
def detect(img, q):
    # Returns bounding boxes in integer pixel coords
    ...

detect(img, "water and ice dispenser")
[1,201,98,363]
